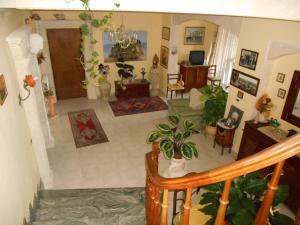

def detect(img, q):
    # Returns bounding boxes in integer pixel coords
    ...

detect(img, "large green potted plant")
[199,172,294,225]
[147,115,199,160]
[199,86,228,135]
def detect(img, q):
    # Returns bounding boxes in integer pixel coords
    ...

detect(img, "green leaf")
[200,192,219,205]
[186,142,198,158]
[199,203,219,216]
[91,39,97,44]
[146,131,161,143]
[164,148,174,160]
[174,132,182,141]
[93,59,99,65]
[86,66,94,72]
[273,185,289,206]
[244,179,267,194]
[269,212,294,225]
[180,143,193,160]
[168,115,179,126]
[91,19,100,27]
[241,198,257,215]
[80,47,84,53]
[203,182,224,192]
[89,71,97,79]
[183,120,195,130]
[232,208,253,225]
[159,139,173,153]
[80,24,89,35]
[78,12,91,20]
[226,199,242,215]
[86,58,93,63]
[115,2,120,8]
[182,131,191,139]
[156,123,171,132]
[204,217,215,225]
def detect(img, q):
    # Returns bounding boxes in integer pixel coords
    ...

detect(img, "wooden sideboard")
[237,120,300,213]
[179,64,209,92]
[114,79,150,99]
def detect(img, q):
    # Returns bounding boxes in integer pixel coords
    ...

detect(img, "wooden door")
[47,29,86,99]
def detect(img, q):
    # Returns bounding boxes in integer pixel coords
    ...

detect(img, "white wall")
[0,9,40,225]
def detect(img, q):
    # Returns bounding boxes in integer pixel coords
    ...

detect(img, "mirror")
[281,70,300,127]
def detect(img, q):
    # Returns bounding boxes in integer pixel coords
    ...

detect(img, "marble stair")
[32,187,146,225]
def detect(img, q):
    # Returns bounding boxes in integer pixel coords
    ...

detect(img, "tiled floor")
[47,97,236,189]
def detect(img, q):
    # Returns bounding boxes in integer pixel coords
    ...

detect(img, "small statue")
[141,67,146,81]
[152,54,159,68]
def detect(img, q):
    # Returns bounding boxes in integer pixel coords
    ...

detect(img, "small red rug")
[68,109,108,148]
[109,96,168,117]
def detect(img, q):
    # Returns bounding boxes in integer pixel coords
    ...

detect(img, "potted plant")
[199,86,228,136]
[116,62,135,85]
[199,172,294,225]
[44,88,56,118]
[96,64,111,100]
[147,115,199,177]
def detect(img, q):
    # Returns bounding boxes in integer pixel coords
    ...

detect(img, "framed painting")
[162,27,170,40]
[184,27,205,45]
[160,45,169,68]
[227,105,244,128]
[0,74,8,106]
[277,88,286,99]
[102,31,147,62]
[276,72,285,83]
[239,49,259,70]
[230,69,260,96]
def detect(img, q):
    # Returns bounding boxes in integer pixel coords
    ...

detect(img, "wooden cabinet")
[238,120,300,213]
[214,124,236,155]
[179,64,209,92]
[114,79,150,99]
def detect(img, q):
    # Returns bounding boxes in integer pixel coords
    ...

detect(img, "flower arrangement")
[255,94,273,122]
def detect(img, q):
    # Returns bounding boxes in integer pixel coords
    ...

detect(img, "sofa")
[167,88,204,131]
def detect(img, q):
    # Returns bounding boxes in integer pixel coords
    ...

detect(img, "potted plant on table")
[199,86,228,136]
[199,172,294,225]
[116,62,135,86]
[147,115,199,177]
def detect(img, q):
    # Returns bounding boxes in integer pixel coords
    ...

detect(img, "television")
[189,50,205,65]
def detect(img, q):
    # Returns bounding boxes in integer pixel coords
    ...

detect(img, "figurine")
[152,54,159,68]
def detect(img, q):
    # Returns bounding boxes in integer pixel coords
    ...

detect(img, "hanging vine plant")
[78,0,119,88]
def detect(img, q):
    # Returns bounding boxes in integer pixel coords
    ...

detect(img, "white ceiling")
[0,0,300,22]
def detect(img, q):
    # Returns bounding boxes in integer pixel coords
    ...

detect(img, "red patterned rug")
[109,96,168,117]
[68,109,108,148]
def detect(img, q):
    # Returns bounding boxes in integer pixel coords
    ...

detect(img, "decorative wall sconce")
[19,75,37,105]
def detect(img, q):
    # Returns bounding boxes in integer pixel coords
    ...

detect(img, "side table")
[214,122,236,155]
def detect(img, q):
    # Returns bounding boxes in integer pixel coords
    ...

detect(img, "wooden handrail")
[146,134,300,190]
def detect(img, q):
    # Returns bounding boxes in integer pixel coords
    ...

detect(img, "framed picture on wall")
[230,69,260,96]
[276,72,285,83]
[160,45,169,68]
[0,74,8,106]
[239,49,259,70]
[277,88,286,99]
[162,27,170,40]
[184,27,205,45]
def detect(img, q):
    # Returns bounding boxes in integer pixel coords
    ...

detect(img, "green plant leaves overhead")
[273,185,289,206]
[91,19,100,27]
[168,115,179,126]
[269,212,294,225]
[232,208,253,225]
[80,24,89,35]
[200,203,219,216]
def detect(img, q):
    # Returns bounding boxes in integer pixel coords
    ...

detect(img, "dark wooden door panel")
[47,28,86,99]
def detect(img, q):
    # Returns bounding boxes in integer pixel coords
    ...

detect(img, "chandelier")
[109,15,138,49]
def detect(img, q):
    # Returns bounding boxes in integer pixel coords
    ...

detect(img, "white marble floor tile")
[47,97,237,189]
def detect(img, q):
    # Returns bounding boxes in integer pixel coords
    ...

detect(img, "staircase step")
[32,187,146,225]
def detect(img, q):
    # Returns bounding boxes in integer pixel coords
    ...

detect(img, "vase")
[206,125,217,136]
[98,79,111,100]
[47,95,57,118]
[163,157,187,178]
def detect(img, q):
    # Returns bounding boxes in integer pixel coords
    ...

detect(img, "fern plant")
[147,115,199,160]
[199,172,294,225]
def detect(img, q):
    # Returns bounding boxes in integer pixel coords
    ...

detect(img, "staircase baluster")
[181,188,192,225]
[152,186,160,225]
[146,176,153,225]
[161,189,169,225]
[214,179,233,225]
[254,160,286,225]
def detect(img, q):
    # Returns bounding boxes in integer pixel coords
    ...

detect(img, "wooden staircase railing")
[145,134,300,225]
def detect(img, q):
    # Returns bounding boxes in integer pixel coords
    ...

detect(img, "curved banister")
[146,134,300,190]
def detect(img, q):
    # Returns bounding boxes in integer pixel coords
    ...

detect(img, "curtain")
[212,27,239,86]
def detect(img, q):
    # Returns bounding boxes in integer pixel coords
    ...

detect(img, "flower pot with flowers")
[44,88,56,118]
[255,94,273,123]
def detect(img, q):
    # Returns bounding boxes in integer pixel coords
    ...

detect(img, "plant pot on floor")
[206,124,217,136]
[47,95,57,118]
[98,79,111,100]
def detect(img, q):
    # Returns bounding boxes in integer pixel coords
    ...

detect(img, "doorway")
[47,28,86,99]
